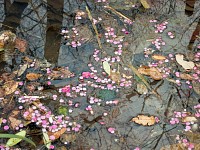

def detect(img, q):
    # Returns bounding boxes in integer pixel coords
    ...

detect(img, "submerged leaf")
[138,66,162,80]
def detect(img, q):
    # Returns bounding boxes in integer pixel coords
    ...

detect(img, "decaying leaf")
[3,80,19,95]
[192,81,200,95]
[8,110,22,130]
[110,71,121,82]
[103,61,111,76]
[137,83,148,94]
[43,131,51,149]
[152,54,166,60]
[60,133,76,144]
[175,54,195,70]
[140,0,151,9]
[15,38,27,52]
[48,67,74,79]
[26,73,42,81]
[138,66,162,80]
[160,143,186,150]
[131,115,156,126]
[17,63,28,76]
[179,73,193,80]
[48,128,67,140]
[182,116,198,123]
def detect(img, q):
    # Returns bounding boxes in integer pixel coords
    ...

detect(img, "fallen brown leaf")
[26,73,42,81]
[152,54,166,60]
[8,110,22,130]
[48,67,74,79]
[60,133,76,143]
[182,116,198,123]
[131,115,156,126]
[138,66,162,80]
[15,38,27,52]
[160,143,186,150]
[3,80,19,95]
[110,71,121,83]
[48,128,67,140]
[179,73,193,80]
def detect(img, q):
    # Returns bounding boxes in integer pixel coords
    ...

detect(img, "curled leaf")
[175,54,195,70]
[131,115,156,126]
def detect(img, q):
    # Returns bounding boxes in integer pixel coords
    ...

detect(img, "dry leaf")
[26,73,42,81]
[182,116,198,123]
[3,80,19,95]
[179,73,193,80]
[15,38,27,52]
[103,61,111,76]
[175,54,195,70]
[122,73,132,79]
[137,83,148,94]
[152,54,166,60]
[8,110,22,130]
[17,63,28,76]
[49,67,74,79]
[140,0,150,9]
[60,133,76,143]
[131,115,156,126]
[138,66,162,80]
[48,128,67,140]
[110,71,121,82]
[0,40,4,49]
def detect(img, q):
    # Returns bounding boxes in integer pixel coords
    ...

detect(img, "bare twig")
[86,6,102,49]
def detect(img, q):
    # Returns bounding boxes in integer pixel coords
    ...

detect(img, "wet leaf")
[15,38,27,52]
[43,131,51,149]
[192,81,200,95]
[182,116,198,123]
[179,73,193,80]
[112,107,120,118]
[152,54,166,60]
[160,143,186,150]
[138,66,162,80]
[110,71,121,82]
[60,133,76,143]
[8,110,22,130]
[131,115,156,126]
[140,0,150,9]
[49,67,74,79]
[3,80,19,95]
[6,130,26,147]
[175,54,195,70]
[103,61,111,76]
[26,73,42,81]
[17,63,28,76]
[136,83,148,94]
[48,128,67,140]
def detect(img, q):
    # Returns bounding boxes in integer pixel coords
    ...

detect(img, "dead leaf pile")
[138,66,162,80]
[175,54,195,70]
[131,115,157,126]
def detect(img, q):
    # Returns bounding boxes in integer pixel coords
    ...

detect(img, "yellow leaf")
[6,130,26,147]
[140,0,150,9]
[103,61,111,76]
